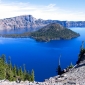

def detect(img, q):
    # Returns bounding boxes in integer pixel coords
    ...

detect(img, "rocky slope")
[54,61,85,85]
[0,15,85,33]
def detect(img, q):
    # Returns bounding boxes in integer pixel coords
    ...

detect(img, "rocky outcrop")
[0,15,85,33]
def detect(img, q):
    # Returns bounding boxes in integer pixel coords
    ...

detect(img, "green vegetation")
[2,32,31,38]
[30,23,80,42]
[68,62,74,69]
[56,65,62,75]
[2,23,80,42]
[56,62,74,75]
[77,41,85,64]
[56,54,74,75]
[56,55,62,75]
[0,54,34,82]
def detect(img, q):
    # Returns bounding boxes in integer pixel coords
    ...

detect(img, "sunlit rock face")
[0,15,85,34]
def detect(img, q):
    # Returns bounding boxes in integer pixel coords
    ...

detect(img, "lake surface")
[0,28,85,81]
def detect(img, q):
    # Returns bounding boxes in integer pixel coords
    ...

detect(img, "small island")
[2,23,80,42]
[30,23,80,42]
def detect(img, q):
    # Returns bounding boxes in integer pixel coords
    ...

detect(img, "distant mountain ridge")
[0,15,46,32]
[0,15,85,33]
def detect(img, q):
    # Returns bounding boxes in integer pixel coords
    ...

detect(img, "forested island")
[2,23,80,42]
[0,54,34,82]
[30,23,80,41]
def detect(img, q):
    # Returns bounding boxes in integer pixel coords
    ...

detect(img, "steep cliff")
[0,15,46,32]
[0,15,85,33]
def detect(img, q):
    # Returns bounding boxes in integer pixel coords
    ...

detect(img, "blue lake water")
[0,28,85,81]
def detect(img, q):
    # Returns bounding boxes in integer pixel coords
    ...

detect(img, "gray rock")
[0,15,85,34]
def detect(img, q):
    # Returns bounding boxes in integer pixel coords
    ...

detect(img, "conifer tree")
[68,62,74,69]
[31,69,34,81]
[0,55,35,81]
[57,65,62,75]
[13,65,17,77]
[25,71,30,81]
[23,64,26,81]
[77,41,85,64]
[19,66,23,80]
[0,57,6,79]
[56,55,62,75]
[1,54,6,66]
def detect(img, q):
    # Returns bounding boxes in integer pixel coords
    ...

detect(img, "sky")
[0,0,85,21]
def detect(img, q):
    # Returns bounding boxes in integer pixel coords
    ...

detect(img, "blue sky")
[0,0,85,21]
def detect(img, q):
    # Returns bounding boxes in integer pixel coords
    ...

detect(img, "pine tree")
[8,56,12,70]
[6,56,14,81]
[1,54,6,66]
[0,57,6,79]
[16,65,19,76]
[31,69,34,81]
[77,41,85,64]
[68,62,74,69]
[23,64,26,81]
[19,66,23,80]
[13,65,17,77]
[0,55,35,81]
[25,71,30,81]
[57,65,62,75]
[80,41,84,50]
[56,55,62,75]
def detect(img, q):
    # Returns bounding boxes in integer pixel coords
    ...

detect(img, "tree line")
[0,54,34,82]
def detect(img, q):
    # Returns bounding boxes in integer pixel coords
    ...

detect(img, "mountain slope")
[0,15,85,33]
[0,15,47,33]
[30,23,80,41]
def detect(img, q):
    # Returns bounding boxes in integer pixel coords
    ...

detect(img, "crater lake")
[0,28,85,81]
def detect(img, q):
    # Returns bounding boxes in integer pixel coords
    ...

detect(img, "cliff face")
[65,21,85,27]
[0,15,85,33]
[0,15,47,32]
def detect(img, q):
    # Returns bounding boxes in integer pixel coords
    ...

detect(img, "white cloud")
[0,2,85,21]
